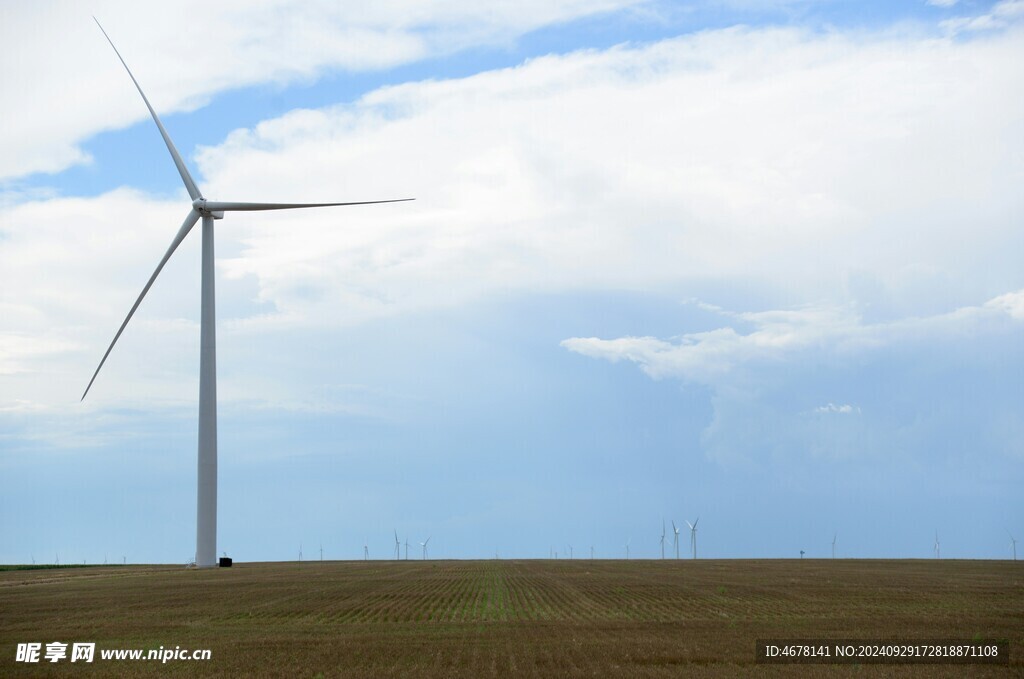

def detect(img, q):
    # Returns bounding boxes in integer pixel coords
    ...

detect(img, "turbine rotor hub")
[192,198,224,219]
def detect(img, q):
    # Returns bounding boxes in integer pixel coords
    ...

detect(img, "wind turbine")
[363,540,369,561]
[81,20,413,569]
[590,545,594,560]
[934,532,940,559]
[394,530,401,560]
[299,544,303,562]
[320,544,323,562]
[660,520,666,559]
[420,537,430,560]
[672,520,680,559]
[1009,531,1018,561]
[686,518,699,559]
[625,538,630,560]
[832,533,837,560]
[569,545,573,560]
[404,538,409,561]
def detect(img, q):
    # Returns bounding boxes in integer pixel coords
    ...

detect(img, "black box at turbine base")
[219,557,232,568]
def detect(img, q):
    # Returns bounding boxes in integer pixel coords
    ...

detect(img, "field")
[1,559,1021,677]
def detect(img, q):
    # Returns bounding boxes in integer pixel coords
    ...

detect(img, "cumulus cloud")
[0,0,646,180]
[563,293,1024,464]
[561,291,1024,386]
[2,17,1023,414]
[927,0,958,7]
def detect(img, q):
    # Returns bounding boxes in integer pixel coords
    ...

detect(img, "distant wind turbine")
[420,537,430,560]
[82,19,413,569]
[590,545,594,560]
[832,533,837,560]
[1008,531,1017,561]
[404,538,409,561]
[625,538,631,560]
[799,550,805,559]
[320,544,323,562]
[364,540,369,561]
[672,521,680,559]
[569,545,573,560]
[934,532,940,559]
[299,544,303,562]
[686,518,699,559]
[660,520,666,559]
[394,530,401,560]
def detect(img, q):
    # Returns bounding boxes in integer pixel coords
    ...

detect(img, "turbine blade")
[94,19,202,201]
[206,198,414,212]
[81,209,201,401]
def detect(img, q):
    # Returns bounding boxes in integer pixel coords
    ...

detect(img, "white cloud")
[0,0,646,180]
[814,403,859,414]
[927,0,958,8]
[2,19,1023,414]
[561,291,1024,387]
[940,0,1024,33]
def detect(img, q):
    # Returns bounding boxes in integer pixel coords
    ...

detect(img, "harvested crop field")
[1,559,1021,677]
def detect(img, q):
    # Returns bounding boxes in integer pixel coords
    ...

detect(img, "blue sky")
[1,0,1022,564]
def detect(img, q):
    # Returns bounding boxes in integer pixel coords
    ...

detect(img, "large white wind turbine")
[686,518,699,559]
[420,537,431,560]
[672,520,680,559]
[82,20,412,569]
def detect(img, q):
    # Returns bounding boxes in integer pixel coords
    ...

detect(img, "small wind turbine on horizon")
[299,544,303,562]
[672,520,680,559]
[81,19,413,569]
[1008,531,1017,561]
[686,518,699,559]
[832,533,837,560]
[404,538,409,561]
[363,539,369,561]
[625,538,630,560]
[420,537,430,560]
[660,520,666,559]
[934,532,940,559]
[394,530,401,560]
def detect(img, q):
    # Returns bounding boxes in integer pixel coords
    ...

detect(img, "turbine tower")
[1009,531,1018,561]
[832,533,837,560]
[82,20,412,568]
[934,532,940,559]
[686,518,699,559]
[625,538,630,560]
[660,520,666,559]
[404,538,409,561]
[394,530,401,560]
[420,537,430,560]
[672,520,680,559]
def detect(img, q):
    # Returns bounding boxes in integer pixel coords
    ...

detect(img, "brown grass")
[1,559,1021,677]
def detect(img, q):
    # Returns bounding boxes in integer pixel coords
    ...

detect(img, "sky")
[1,0,1021,564]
